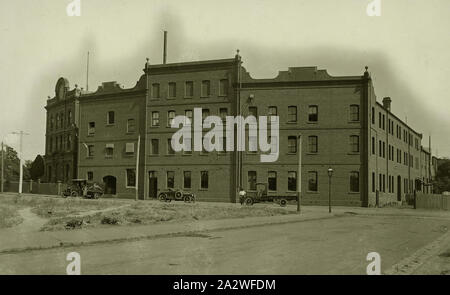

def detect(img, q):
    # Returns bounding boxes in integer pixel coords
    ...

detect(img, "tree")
[435,159,450,193]
[1,145,20,182]
[24,160,32,181]
[0,144,31,182]
[30,155,45,180]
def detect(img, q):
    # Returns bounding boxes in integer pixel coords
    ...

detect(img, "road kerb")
[384,230,450,275]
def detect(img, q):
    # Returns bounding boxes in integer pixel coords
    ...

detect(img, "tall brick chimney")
[163,31,167,64]
[383,97,392,112]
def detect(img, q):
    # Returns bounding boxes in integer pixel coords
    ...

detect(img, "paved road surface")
[0,214,449,274]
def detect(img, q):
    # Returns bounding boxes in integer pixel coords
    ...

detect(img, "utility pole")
[297,135,302,213]
[143,58,150,200]
[135,134,141,201]
[235,50,242,203]
[12,131,29,195]
[1,141,4,193]
[429,135,432,192]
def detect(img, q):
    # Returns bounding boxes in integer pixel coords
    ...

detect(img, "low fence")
[416,193,450,210]
[405,193,415,206]
[2,180,67,196]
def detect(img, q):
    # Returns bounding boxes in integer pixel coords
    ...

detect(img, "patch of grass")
[39,201,297,231]
[0,204,23,228]
[2,194,297,231]
[0,194,130,218]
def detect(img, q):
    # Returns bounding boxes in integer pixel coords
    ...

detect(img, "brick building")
[44,77,82,183]
[77,80,146,198]
[44,52,436,206]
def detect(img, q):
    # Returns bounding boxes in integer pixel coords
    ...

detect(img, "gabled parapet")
[95,81,125,93]
[241,66,364,84]
[46,80,86,107]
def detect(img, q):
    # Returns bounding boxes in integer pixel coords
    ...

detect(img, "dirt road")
[1,213,449,274]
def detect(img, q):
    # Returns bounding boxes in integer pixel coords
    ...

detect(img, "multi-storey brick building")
[142,58,239,202]
[44,77,82,183]
[369,97,423,205]
[44,52,436,206]
[77,80,146,198]
[238,65,369,206]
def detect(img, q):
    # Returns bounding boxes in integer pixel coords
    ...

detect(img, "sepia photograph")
[0,0,449,283]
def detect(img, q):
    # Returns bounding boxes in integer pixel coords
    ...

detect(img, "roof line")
[376,101,421,136]
[148,58,236,69]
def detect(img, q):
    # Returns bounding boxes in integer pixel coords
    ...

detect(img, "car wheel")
[183,195,191,203]
[244,197,253,206]
[158,194,166,202]
[280,199,287,207]
[71,191,78,198]
[175,191,182,199]
[94,193,100,199]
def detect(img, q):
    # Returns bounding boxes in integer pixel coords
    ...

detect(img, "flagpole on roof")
[86,51,90,91]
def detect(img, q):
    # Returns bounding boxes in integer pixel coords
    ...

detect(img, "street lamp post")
[327,167,334,213]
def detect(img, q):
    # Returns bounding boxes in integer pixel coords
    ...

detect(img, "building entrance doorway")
[397,175,402,201]
[103,175,117,195]
[148,171,158,199]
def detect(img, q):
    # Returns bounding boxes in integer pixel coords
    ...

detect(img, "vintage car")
[62,179,104,199]
[85,183,104,199]
[240,182,296,207]
[158,188,195,203]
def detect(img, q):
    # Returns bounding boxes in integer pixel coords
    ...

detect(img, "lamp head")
[327,167,334,177]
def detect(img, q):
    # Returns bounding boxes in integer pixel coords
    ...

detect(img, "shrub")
[101,215,121,225]
[65,218,84,230]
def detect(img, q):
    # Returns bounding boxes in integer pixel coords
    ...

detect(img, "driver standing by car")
[92,182,102,190]
[239,187,246,205]
[82,184,88,197]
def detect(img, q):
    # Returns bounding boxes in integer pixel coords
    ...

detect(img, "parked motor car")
[85,182,104,199]
[158,188,195,203]
[62,179,87,198]
[62,179,103,199]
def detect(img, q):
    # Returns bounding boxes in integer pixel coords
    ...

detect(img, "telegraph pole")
[135,134,140,201]
[429,135,432,192]
[297,135,302,213]
[12,131,29,195]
